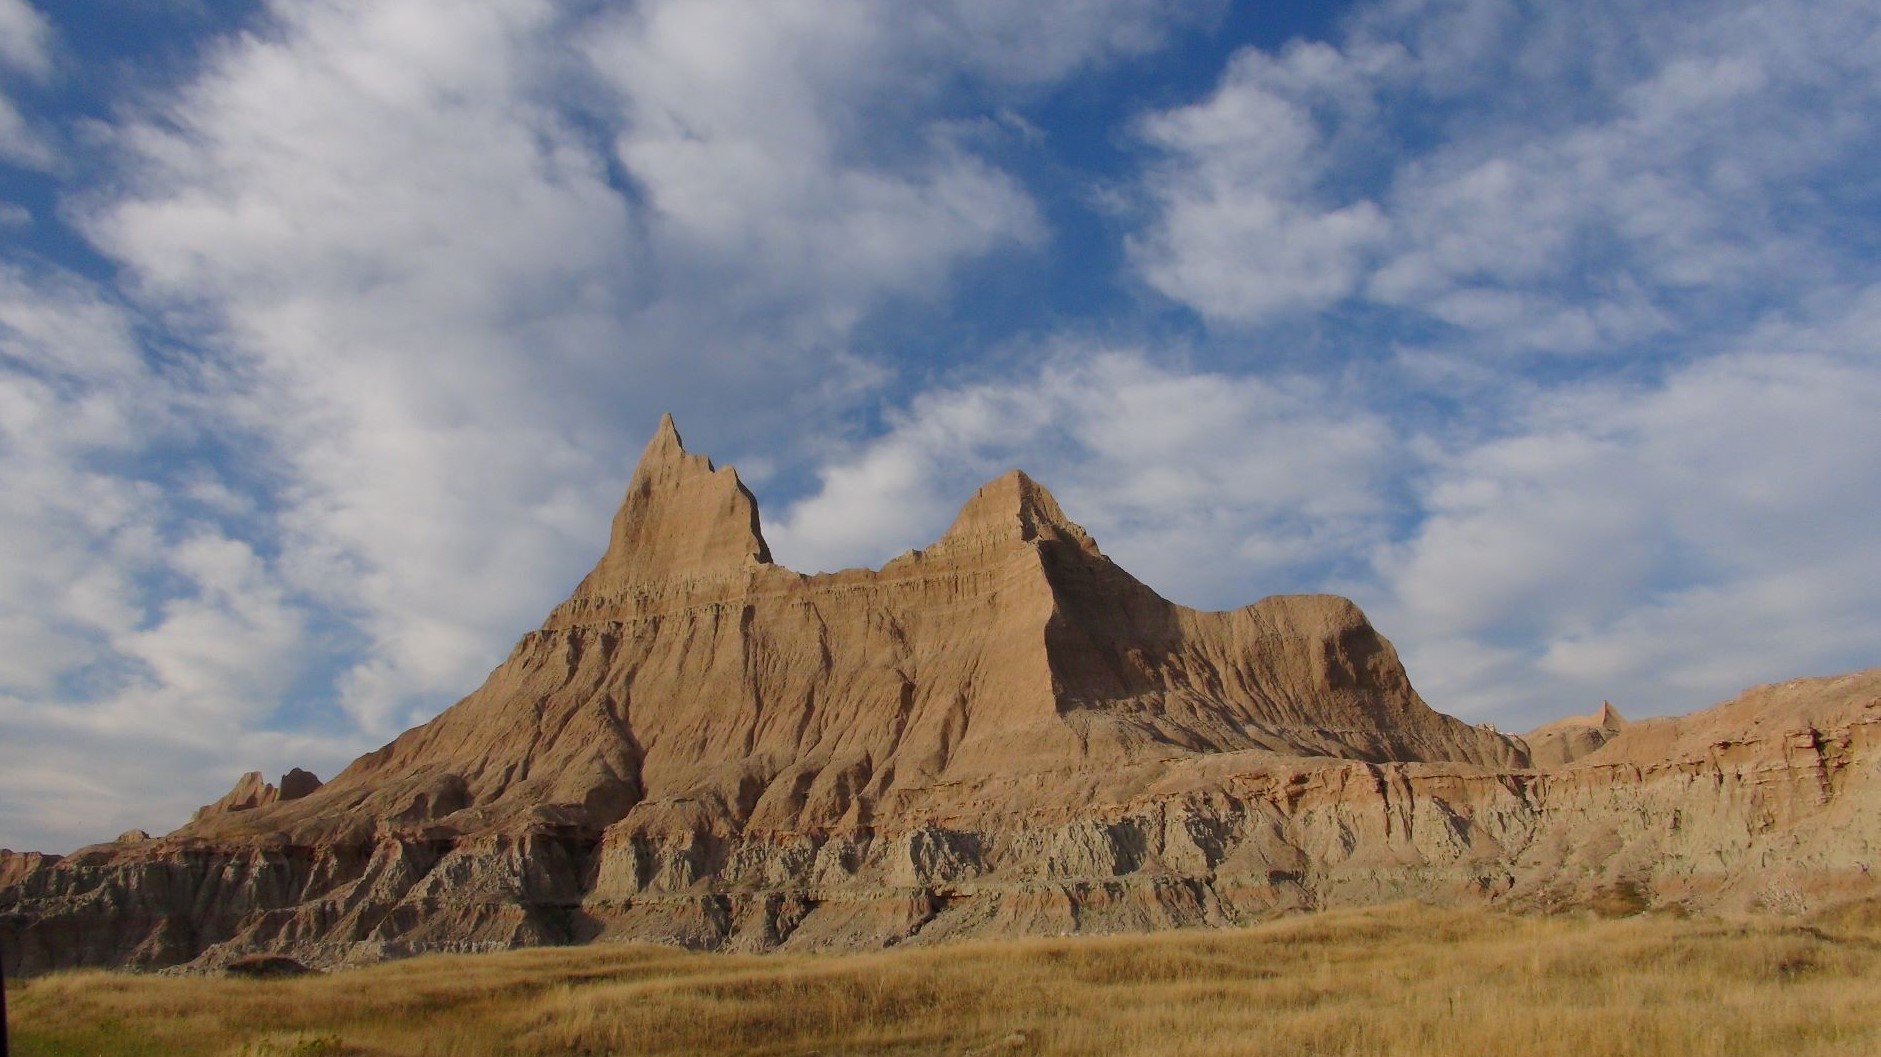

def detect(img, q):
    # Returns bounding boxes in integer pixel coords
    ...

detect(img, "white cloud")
[1373,290,1881,724]
[88,0,657,733]
[0,0,51,80]
[583,0,1214,322]
[585,0,1054,318]
[0,95,48,167]
[118,534,307,725]
[1125,0,1881,722]
[770,350,1396,608]
[1130,41,1395,323]
[0,264,348,853]
[0,0,53,167]
[1134,0,1881,350]
[919,0,1212,84]
[0,269,165,693]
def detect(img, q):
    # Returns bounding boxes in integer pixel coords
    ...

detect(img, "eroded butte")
[3,416,1877,973]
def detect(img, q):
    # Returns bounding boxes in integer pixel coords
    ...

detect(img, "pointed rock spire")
[572,415,771,597]
[647,411,684,458]
[1595,700,1627,730]
[935,470,1101,554]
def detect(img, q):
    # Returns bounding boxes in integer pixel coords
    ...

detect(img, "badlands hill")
[3,417,1878,974]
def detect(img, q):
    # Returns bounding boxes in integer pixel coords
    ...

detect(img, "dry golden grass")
[12,900,1881,1057]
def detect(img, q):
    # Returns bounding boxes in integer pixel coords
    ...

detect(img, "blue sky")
[2,0,1878,853]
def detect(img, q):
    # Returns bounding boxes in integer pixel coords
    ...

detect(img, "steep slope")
[3,418,1876,975]
[176,418,1517,850]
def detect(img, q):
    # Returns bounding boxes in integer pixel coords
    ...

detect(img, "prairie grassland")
[11,899,1881,1057]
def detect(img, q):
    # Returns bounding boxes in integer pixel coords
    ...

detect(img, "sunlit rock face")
[3,418,1877,974]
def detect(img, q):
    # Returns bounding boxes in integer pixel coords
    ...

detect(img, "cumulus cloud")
[0,268,166,690]
[1130,40,1395,323]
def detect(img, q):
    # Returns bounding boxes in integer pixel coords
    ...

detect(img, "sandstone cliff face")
[4,419,1877,975]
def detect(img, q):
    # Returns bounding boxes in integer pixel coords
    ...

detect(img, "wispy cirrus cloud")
[0,0,55,167]
[1134,0,1881,353]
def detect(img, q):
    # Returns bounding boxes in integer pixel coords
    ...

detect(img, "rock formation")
[2,417,1877,975]
[192,768,326,822]
[1519,701,1627,767]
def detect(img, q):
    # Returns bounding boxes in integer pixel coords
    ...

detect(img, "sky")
[2,0,1877,854]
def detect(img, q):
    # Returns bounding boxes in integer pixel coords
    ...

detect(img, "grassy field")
[10,899,1881,1057]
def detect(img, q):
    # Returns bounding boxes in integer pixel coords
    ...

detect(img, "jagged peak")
[936,469,1101,554]
[571,415,772,596]
[646,411,684,460]
[1527,699,1629,738]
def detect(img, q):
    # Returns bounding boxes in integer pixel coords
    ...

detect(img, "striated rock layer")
[4,418,1878,974]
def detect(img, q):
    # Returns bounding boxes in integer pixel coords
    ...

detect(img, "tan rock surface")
[192,771,278,820]
[2,417,1877,976]
[1520,701,1627,767]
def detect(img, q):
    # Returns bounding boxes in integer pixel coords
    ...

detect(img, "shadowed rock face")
[3,418,1877,975]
